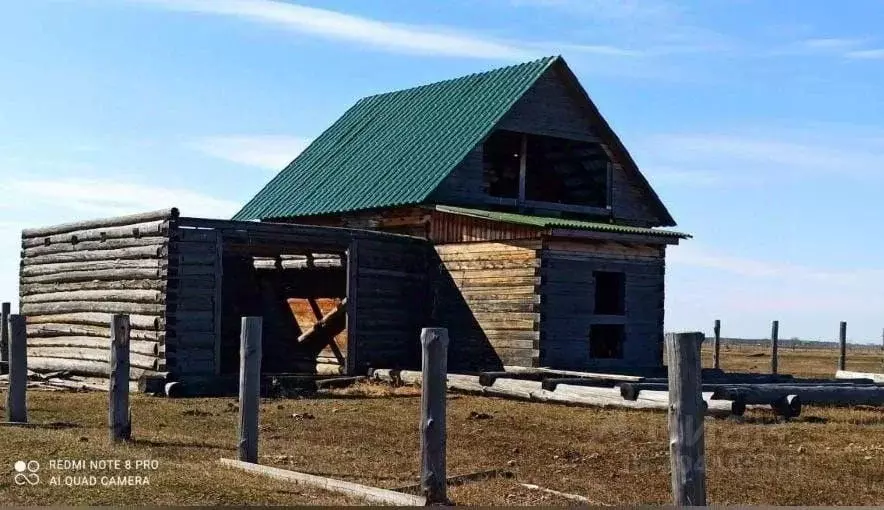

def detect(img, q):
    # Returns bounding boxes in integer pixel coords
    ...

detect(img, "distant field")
[702,343,883,379]
[1,345,882,506]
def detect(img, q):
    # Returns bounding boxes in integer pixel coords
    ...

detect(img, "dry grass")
[703,344,883,378]
[1,346,883,506]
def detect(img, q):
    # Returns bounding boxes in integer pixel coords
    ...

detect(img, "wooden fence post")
[109,314,131,442]
[6,315,27,423]
[712,319,721,370]
[666,332,706,506]
[838,321,847,371]
[420,327,449,504]
[1,302,10,374]
[238,317,263,463]
[770,320,779,375]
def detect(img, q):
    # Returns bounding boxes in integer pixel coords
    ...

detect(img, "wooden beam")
[712,320,721,370]
[108,315,131,443]
[770,320,779,375]
[219,458,426,506]
[666,332,706,506]
[238,317,262,463]
[420,328,449,504]
[22,208,177,239]
[839,321,847,371]
[296,298,347,344]
[0,302,9,374]
[6,315,27,423]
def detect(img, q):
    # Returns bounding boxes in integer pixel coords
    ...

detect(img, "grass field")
[1,347,883,506]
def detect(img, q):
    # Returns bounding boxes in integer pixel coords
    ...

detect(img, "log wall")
[432,240,542,371]
[20,209,176,380]
[539,238,666,370]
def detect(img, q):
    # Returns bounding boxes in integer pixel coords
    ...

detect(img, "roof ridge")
[358,55,559,103]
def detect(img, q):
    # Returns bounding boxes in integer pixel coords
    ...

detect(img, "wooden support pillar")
[838,321,847,371]
[6,315,27,423]
[420,327,449,505]
[0,302,10,375]
[770,320,779,375]
[238,317,263,463]
[712,319,721,370]
[666,332,706,507]
[108,314,131,442]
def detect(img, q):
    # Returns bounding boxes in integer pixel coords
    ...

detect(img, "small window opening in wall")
[483,130,522,198]
[594,271,625,315]
[589,324,624,359]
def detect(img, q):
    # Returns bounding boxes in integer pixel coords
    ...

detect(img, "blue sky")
[2,0,883,343]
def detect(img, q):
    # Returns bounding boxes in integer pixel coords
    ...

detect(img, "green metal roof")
[234,56,558,221]
[435,205,690,239]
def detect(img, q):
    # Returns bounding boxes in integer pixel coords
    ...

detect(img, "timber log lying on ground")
[372,366,884,417]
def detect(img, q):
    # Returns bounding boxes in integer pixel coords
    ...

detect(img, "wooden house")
[17,56,687,392]
[234,55,688,373]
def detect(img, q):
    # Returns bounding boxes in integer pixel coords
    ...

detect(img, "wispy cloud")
[190,135,310,170]
[6,177,240,219]
[666,244,884,338]
[128,0,535,60]
[633,127,884,185]
[845,48,884,60]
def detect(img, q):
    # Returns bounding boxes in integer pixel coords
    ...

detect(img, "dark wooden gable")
[429,60,672,228]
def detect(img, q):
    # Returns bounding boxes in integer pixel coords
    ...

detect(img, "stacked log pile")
[20,209,176,380]
[372,367,884,417]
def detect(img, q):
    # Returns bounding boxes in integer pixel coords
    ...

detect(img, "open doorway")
[219,250,349,375]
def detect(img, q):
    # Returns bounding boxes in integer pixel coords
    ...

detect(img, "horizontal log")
[27,323,162,341]
[22,301,165,315]
[541,377,622,391]
[27,312,161,330]
[371,370,738,417]
[219,458,426,506]
[504,366,648,381]
[21,289,164,304]
[28,346,159,370]
[41,347,152,373]
[436,250,537,263]
[28,336,160,356]
[21,259,162,277]
[711,385,884,407]
[442,259,539,271]
[23,236,166,256]
[28,356,161,380]
[21,268,164,284]
[171,332,215,349]
[21,279,165,295]
[22,221,170,249]
[770,394,802,418]
[22,209,177,238]
[479,371,545,386]
[22,245,164,266]
[836,370,884,383]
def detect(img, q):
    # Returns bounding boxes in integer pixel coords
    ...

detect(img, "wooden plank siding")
[538,238,666,371]
[432,240,542,371]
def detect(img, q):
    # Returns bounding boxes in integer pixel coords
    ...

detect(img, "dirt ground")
[1,347,883,506]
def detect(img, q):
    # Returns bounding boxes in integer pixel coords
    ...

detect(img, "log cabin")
[17,56,687,393]
[234,55,688,373]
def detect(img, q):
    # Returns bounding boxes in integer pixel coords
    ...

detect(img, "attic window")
[483,129,611,208]
[483,130,522,198]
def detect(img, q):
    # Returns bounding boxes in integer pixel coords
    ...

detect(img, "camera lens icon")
[13,460,40,485]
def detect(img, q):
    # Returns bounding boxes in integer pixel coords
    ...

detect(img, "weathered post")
[712,319,721,370]
[6,314,27,423]
[238,316,263,463]
[1,302,10,374]
[838,321,847,371]
[666,332,706,507]
[770,320,779,375]
[420,327,449,505]
[108,314,131,442]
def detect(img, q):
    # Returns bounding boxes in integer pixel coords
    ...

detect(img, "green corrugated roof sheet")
[233,56,558,221]
[436,205,690,238]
